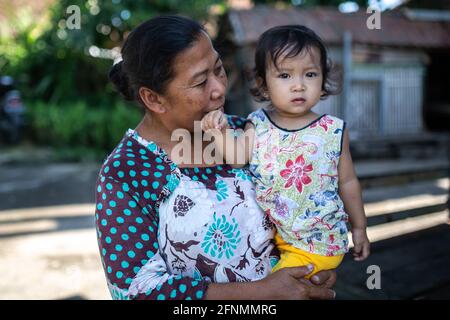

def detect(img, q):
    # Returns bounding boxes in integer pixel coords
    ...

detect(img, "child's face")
[264,46,323,118]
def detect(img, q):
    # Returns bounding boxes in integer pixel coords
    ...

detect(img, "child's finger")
[201,116,209,131]
[218,114,228,129]
[353,243,362,260]
[212,112,222,129]
[208,115,215,130]
[216,114,226,130]
[353,243,362,254]
[217,113,225,129]
[200,116,207,131]
[202,115,214,131]
[362,242,370,260]
[212,111,224,129]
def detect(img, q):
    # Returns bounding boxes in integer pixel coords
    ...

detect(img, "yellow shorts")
[272,233,344,278]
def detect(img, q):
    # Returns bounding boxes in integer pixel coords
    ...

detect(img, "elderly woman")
[95,15,336,300]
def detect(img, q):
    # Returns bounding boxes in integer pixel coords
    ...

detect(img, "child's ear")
[138,87,167,114]
[255,76,264,88]
[255,77,269,98]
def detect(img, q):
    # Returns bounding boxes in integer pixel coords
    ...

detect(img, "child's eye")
[278,73,290,79]
[306,72,318,78]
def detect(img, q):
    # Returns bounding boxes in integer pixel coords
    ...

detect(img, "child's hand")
[352,228,370,261]
[201,109,228,132]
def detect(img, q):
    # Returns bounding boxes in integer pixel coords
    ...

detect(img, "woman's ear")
[139,87,167,114]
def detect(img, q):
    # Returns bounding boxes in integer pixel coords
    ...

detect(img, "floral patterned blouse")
[95,115,277,300]
[248,109,349,256]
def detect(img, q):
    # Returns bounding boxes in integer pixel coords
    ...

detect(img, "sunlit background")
[0,0,449,300]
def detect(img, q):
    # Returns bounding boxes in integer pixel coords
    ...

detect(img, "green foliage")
[1,0,370,103]
[1,0,227,104]
[1,0,370,159]
[27,100,143,155]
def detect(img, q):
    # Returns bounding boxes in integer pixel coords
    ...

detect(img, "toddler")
[201,25,370,277]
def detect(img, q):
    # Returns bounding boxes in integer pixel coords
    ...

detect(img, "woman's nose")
[211,74,227,100]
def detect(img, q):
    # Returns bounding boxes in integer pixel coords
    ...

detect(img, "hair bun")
[109,61,133,100]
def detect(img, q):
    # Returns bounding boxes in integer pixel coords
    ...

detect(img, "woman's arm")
[338,129,370,261]
[96,176,210,300]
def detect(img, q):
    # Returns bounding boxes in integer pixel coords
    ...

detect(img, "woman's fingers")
[307,286,336,300]
[310,269,337,288]
[265,266,336,299]
[286,265,314,280]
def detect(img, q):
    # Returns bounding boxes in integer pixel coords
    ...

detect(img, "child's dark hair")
[109,15,205,104]
[250,25,340,102]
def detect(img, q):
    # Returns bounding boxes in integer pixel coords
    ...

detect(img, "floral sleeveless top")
[248,109,349,256]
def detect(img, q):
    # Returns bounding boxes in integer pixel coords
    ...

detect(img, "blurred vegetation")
[0,0,229,104]
[26,99,143,160]
[0,0,368,160]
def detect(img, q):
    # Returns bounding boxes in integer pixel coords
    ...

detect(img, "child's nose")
[292,82,306,92]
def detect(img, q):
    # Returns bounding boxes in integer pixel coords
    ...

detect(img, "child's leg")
[272,233,344,278]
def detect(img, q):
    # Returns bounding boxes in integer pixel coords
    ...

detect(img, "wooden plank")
[336,223,450,299]
[0,204,95,222]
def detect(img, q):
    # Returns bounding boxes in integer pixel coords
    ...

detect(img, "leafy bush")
[27,100,143,158]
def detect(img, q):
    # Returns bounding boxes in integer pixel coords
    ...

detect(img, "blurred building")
[216,5,450,153]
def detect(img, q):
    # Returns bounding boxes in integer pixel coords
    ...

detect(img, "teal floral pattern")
[232,168,253,182]
[201,213,242,259]
[215,180,229,202]
[109,284,131,300]
[157,170,274,284]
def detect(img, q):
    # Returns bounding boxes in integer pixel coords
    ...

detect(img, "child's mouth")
[291,98,306,104]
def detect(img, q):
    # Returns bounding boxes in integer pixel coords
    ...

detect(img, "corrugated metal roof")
[225,6,450,48]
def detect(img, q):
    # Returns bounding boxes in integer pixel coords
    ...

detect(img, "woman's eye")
[278,73,290,79]
[196,79,207,87]
[306,72,318,78]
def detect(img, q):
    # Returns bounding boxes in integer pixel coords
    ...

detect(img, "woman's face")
[161,31,227,132]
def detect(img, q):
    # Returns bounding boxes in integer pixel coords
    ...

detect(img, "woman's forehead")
[172,32,218,81]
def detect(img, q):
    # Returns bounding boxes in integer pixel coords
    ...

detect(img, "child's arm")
[201,110,255,168]
[338,128,370,261]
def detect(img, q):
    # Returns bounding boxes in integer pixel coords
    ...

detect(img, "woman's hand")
[309,268,337,289]
[201,109,228,131]
[205,265,337,300]
[255,265,336,300]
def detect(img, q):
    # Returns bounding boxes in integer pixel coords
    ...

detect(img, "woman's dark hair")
[250,25,340,102]
[109,15,206,103]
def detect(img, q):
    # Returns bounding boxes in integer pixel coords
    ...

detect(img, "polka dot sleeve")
[227,114,250,130]
[95,136,210,300]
